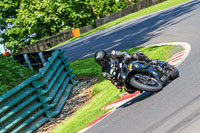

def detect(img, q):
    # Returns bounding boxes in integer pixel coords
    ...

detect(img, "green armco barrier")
[0,50,78,133]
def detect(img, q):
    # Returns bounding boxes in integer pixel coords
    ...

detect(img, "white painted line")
[78,110,114,133]
[170,56,183,63]
[170,52,184,61]
[102,91,140,110]
[78,93,143,133]
[104,95,138,110]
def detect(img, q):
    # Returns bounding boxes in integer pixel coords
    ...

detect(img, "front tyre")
[164,64,179,80]
[129,73,162,92]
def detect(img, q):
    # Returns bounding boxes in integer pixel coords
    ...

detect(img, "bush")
[0,54,35,96]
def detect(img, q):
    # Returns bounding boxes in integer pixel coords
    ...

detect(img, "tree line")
[0,0,139,53]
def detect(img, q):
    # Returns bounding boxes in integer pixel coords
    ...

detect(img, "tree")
[0,0,20,31]
[0,0,20,50]
[1,0,96,53]
[0,0,137,53]
[87,0,129,19]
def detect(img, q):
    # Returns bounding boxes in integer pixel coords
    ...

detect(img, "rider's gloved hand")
[136,51,143,55]
[123,52,131,64]
[151,59,160,65]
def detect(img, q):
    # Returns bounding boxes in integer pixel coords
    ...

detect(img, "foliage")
[0,54,35,96]
[1,0,97,53]
[0,0,20,31]
[0,0,20,51]
[87,0,129,19]
[0,0,134,53]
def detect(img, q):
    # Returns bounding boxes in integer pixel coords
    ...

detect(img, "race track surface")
[55,0,200,132]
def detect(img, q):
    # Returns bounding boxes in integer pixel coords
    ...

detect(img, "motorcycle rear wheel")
[129,74,162,92]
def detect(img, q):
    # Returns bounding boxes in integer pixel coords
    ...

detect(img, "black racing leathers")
[101,50,151,89]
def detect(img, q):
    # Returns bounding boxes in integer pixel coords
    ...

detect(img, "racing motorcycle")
[117,60,179,93]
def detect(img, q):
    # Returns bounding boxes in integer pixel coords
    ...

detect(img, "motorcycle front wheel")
[129,73,162,92]
[163,63,179,80]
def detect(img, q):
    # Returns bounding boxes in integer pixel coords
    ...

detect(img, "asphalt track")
[55,0,200,132]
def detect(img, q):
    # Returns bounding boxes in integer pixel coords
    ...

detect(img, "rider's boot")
[117,85,123,92]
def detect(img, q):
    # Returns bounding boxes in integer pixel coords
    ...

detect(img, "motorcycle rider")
[94,50,159,90]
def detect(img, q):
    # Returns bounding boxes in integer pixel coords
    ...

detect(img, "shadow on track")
[117,91,154,108]
[117,77,178,108]
[55,0,200,61]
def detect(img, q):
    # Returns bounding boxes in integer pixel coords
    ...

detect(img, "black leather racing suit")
[101,50,152,89]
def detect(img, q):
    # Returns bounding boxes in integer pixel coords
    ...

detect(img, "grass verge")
[51,45,183,133]
[48,0,190,50]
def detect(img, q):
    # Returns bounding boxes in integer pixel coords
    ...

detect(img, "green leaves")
[87,0,129,19]
[0,54,35,96]
[0,0,134,53]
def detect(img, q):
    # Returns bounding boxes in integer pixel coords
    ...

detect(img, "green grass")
[48,0,189,50]
[51,45,183,133]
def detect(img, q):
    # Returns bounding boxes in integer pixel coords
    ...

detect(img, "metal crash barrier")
[13,50,56,71]
[0,50,78,133]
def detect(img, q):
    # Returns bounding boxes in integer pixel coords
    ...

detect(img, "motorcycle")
[117,60,179,93]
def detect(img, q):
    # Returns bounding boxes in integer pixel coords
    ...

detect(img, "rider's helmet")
[94,50,109,67]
